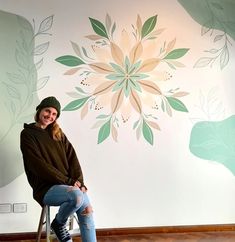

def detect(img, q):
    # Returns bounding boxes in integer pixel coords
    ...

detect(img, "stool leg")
[36,206,46,242]
[68,215,74,230]
[45,205,51,242]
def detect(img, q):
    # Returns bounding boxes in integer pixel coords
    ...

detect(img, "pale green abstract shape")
[178,0,235,40]
[0,10,39,187]
[189,115,235,175]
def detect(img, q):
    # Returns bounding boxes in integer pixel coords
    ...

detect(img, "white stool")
[36,205,80,242]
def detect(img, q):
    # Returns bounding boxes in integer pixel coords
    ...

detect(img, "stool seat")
[36,205,80,242]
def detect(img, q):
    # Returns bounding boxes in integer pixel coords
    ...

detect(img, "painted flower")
[56,14,189,145]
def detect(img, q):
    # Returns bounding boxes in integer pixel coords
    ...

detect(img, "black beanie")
[36,96,61,117]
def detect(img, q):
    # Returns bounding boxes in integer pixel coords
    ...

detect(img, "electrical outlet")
[0,203,12,213]
[13,203,27,213]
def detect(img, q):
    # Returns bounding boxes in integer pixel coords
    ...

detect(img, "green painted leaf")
[133,119,140,129]
[110,62,125,74]
[178,0,235,40]
[89,17,109,39]
[142,120,154,145]
[111,22,116,36]
[112,80,125,92]
[129,79,142,92]
[164,48,189,59]
[166,61,176,70]
[106,73,124,81]
[63,97,89,111]
[166,96,188,112]
[75,87,87,94]
[161,99,165,112]
[96,114,110,119]
[123,82,131,97]
[141,15,157,39]
[55,55,85,67]
[98,119,111,144]
[129,60,142,74]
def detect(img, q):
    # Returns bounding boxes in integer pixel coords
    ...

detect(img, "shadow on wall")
[0,10,39,187]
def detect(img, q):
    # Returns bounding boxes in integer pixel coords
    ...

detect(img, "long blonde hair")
[50,122,63,141]
[34,110,63,141]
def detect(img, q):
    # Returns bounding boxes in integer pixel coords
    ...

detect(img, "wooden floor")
[4,231,235,242]
[2,225,235,242]
[95,231,235,242]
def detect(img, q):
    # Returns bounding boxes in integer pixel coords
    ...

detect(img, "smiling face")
[36,107,58,129]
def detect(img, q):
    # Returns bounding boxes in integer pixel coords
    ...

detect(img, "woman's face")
[37,107,58,129]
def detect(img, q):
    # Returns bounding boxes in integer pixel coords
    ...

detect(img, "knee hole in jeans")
[81,205,93,216]
[67,187,83,207]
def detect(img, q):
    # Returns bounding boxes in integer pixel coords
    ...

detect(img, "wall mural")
[178,0,234,69]
[0,10,53,187]
[0,0,235,189]
[178,0,235,175]
[55,14,190,145]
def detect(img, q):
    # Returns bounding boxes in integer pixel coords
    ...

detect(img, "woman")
[20,96,97,242]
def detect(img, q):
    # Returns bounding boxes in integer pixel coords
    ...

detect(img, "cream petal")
[119,29,132,55]
[92,45,112,62]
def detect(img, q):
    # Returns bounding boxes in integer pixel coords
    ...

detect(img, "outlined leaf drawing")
[178,0,234,70]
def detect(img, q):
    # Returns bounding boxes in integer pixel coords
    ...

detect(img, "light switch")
[13,203,27,213]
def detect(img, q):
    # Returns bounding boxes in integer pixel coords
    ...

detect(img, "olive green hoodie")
[20,123,85,206]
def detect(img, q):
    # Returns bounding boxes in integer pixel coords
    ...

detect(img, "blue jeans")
[43,185,97,242]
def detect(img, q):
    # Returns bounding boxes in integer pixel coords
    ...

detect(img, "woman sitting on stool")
[20,96,97,242]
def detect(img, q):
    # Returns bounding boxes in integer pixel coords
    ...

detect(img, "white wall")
[0,0,235,233]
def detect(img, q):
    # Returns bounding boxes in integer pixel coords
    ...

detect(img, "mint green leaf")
[129,60,141,74]
[123,82,131,97]
[129,79,142,92]
[189,115,235,175]
[110,62,125,74]
[75,87,87,94]
[96,114,110,119]
[111,22,116,35]
[164,48,189,59]
[142,120,154,145]
[106,74,124,81]
[132,73,149,81]
[124,56,131,71]
[89,17,109,39]
[166,96,188,112]
[141,15,157,39]
[55,55,85,67]
[63,97,89,111]
[133,119,140,129]
[98,119,111,144]
[161,99,165,112]
[166,61,176,70]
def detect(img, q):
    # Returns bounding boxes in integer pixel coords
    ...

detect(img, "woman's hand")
[73,180,87,192]
[74,180,81,188]
[80,186,87,192]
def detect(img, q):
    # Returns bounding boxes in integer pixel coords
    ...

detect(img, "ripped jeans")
[43,185,97,242]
